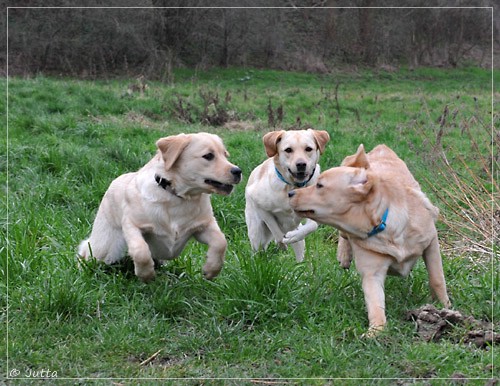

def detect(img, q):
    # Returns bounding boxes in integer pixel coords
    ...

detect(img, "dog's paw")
[282,229,305,244]
[135,260,156,283]
[283,222,317,244]
[336,246,352,269]
[202,261,222,280]
[338,258,352,269]
[277,241,288,250]
[137,269,156,283]
[361,325,384,339]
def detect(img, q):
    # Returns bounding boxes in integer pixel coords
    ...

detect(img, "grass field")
[2,67,499,384]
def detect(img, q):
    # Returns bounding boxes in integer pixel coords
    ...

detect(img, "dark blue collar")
[155,174,171,190]
[275,166,315,188]
[155,174,181,198]
[367,208,389,237]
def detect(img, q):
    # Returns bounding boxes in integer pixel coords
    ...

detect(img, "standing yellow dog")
[289,144,451,335]
[245,129,330,261]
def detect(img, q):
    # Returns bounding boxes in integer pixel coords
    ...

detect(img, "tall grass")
[2,68,498,381]
[412,106,498,265]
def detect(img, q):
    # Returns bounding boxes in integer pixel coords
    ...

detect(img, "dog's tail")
[77,239,91,259]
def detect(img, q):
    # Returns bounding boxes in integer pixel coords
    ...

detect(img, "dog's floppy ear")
[349,168,373,199]
[263,130,285,157]
[156,134,191,170]
[309,129,330,154]
[341,144,370,169]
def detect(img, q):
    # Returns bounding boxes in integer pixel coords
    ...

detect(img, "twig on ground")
[140,349,162,366]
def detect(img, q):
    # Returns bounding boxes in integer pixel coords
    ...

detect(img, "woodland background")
[3,1,499,381]
[3,1,499,79]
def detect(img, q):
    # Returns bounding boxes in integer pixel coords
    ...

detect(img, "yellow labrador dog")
[289,144,450,335]
[245,129,330,261]
[78,132,242,282]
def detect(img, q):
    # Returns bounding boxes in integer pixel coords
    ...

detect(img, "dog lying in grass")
[289,144,451,335]
[245,129,330,261]
[78,132,242,282]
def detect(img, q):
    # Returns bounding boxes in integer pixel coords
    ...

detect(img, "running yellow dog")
[79,133,242,282]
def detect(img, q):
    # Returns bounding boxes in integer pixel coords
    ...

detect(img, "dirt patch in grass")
[223,120,257,131]
[406,304,499,348]
[89,112,163,130]
[128,351,188,368]
[124,111,157,127]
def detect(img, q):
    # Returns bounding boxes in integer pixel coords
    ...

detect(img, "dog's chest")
[261,186,303,230]
[141,200,208,259]
[355,234,430,276]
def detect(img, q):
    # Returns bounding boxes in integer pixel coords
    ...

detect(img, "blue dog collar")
[367,208,389,237]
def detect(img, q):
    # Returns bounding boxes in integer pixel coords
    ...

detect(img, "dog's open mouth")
[289,169,307,181]
[205,179,234,195]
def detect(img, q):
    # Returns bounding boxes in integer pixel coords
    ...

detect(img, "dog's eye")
[284,148,293,153]
[203,153,215,161]
[305,146,313,152]
[316,182,323,189]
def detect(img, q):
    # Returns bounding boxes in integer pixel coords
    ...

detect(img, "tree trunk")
[359,0,376,65]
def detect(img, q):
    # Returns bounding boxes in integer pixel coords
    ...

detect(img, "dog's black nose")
[231,167,242,181]
[288,190,296,198]
[296,162,307,172]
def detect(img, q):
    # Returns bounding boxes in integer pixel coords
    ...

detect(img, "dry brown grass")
[423,121,498,265]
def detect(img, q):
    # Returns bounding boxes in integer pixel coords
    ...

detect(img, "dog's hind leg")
[423,236,451,308]
[78,232,126,265]
[245,201,273,251]
[258,211,288,249]
[336,234,352,269]
[78,208,127,264]
[251,222,273,251]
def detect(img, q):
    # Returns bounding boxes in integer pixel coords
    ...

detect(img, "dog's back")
[366,145,421,190]
[367,145,439,220]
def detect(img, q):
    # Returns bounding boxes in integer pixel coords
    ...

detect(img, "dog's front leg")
[283,219,318,244]
[283,219,318,262]
[360,272,387,337]
[122,219,155,282]
[195,222,227,280]
[354,250,391,337]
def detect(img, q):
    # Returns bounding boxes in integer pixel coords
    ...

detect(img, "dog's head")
[263,129,330,185]
[156,133,242,197]
[288,144,375,236]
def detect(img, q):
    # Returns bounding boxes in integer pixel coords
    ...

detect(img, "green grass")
[2,67,498,383]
